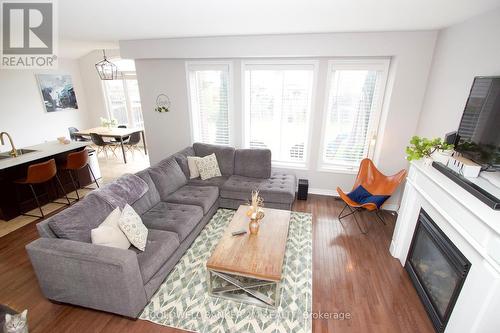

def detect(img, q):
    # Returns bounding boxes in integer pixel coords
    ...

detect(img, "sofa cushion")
[165,185,219,214]
[92,173,148,209]
[234,148,272,179]
[48,192,114,243]
[148,157,187,200]
[174,146,195,178]
[141,202,203,241]
[221,173,296,204]
[193,142,235,176]
[132,229,180,284]
[132,169,161,215]
[188,176,229,189]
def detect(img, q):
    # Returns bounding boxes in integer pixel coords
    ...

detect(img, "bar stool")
[59,149,100,201]
[14,159,70,218]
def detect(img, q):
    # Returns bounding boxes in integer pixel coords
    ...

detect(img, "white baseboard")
[308,187,338,196]
[306,187,400,212]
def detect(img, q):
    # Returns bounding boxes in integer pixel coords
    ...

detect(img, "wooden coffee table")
[206,205,291,307]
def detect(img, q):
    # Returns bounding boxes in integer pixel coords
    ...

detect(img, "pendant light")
[95,50,117,80]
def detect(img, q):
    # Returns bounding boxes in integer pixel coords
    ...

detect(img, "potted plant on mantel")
[406,136,454,165]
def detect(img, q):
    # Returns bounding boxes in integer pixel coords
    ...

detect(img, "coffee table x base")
[207,270,281,308]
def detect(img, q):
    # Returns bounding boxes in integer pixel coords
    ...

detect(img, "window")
[187,63,232,145]
[102,59,144,128]
[243,62,316,166]
[319,59,389,171]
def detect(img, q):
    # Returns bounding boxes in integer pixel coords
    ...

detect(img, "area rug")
[140,208,313,333]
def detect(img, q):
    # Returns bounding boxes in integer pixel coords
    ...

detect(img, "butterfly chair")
[337,159,407,234]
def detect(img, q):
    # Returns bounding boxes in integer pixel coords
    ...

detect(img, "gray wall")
[78,49,121,127]
[124,31,438,209]
[417,8,500,138]
[0,59,90,150]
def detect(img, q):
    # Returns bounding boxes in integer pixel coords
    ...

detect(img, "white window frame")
[185,61,234,146]
[318,58,390,173]
[102,72,142,127]
[241,59,318,168]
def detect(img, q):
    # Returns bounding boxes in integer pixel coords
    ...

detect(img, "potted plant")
[100,117,118,129]
[406,136,454,165]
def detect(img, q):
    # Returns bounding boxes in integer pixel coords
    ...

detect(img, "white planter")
[432,149,453,165]
[423,156,433,166]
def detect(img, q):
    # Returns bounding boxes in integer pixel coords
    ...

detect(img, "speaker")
[445,131,458,145]
[297,179,309,200]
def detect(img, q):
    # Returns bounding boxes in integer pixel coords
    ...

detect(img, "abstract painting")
[36,74,78,112]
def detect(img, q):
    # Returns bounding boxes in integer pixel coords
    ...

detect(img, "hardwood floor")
[0,192,434,333]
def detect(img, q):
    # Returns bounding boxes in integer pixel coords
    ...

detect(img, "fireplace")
[405,209,471,332]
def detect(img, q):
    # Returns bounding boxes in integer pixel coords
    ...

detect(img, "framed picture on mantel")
[36,74,79,112]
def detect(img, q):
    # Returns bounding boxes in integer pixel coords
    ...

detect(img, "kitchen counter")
[0,140,92,221]
[0,141,89,170]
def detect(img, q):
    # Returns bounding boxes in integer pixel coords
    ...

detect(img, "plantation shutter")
[188,64,231,145]
[244,64,314,164]
[321,61,388,170]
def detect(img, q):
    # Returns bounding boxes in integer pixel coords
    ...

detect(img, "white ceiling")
[59,0,500,58]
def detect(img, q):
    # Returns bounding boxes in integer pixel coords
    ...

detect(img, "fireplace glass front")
[405,209,471,332]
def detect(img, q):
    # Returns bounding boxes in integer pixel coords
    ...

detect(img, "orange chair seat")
[337,159,407,211]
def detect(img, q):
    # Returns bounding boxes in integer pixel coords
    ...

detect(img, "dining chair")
[90,133,118,158]
[336,158,407,234]
[113,125,130,143]
[124,132,142,155]
[68,127,90,142]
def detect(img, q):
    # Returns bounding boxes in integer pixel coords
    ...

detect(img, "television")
[455,76,500,170]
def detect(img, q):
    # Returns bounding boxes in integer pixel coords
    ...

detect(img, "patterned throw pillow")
[195,153,222,180]
[118,204,148,251]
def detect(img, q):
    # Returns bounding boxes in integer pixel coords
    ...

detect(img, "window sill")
[272,161,308,170]
[317,166,359,175]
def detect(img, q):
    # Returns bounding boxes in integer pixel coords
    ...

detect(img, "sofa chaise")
[26,143,296,317]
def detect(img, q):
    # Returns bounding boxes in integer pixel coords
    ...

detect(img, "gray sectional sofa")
[26,143,296,317]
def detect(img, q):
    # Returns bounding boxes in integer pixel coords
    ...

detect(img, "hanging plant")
[155,94,171,113]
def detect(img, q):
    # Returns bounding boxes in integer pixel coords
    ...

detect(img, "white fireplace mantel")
[390,160,500,333]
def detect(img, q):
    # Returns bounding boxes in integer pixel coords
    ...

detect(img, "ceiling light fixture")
[95,49,117,80]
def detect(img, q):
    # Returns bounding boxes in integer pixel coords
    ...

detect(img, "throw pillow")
[187,156,202,179]
[91,207,131,249]
[347,185,390,209]
[118,204,148,251]
[195,153,222,180]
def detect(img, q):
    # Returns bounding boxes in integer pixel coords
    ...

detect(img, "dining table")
[75,127,147,164]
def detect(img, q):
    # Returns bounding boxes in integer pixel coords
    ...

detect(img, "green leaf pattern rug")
[140,209,313,333]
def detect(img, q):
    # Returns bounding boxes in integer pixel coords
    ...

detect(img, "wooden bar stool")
[15,159,70,218]
[59,149,100,201]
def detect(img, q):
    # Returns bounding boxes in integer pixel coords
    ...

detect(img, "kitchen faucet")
[0,132,18,157]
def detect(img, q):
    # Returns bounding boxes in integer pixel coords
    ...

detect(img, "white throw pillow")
[118,204,148,251]
[91,207,131,249]
[187,156,202,179]
[195,153,222,180]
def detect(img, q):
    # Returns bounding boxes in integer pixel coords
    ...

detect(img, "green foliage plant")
[406,136,454,161]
